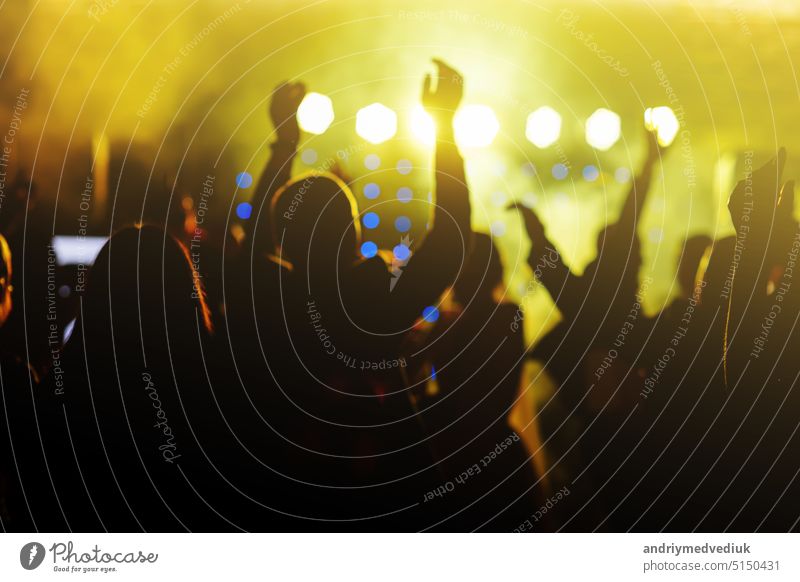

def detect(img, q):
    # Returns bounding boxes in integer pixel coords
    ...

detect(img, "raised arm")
[512,205,582,319]
[248,82,305,255]
[724,150,790,385]
[614,131,664,242]
[384,60,472,323]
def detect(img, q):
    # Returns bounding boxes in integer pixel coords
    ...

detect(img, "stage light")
[356,103,397,144]
[585,108,621,151]
[410,105,436,145]
[644,106,680,147]
[296,92,334,135]
[454,104,499,148]
[526,106,561,148]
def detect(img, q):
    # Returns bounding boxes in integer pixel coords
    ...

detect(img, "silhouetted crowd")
[1,61,799,532]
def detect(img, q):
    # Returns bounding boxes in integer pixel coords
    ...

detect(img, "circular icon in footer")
[20,542,46,570]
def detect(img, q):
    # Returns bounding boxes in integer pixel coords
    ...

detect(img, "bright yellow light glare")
[526,106,562,148]
[296,92,334,135]
[454,105,499,148]
[410,105,436,145]
[585,108,622,151]
[644,106,680,147]
[356,103,397,144]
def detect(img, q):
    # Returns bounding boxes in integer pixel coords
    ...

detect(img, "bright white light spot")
[297,93,334,135]
[52,236,106,266]
[454,105,499,148]
[410,105,436,145]
[526,106,562,148]
[585,108,622,151]
[644,106,680,147]
[356,103,397,144]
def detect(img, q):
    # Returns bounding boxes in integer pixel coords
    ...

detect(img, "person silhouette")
[234,59,473,529]
[30,225,252,531]
[407,232,541,530]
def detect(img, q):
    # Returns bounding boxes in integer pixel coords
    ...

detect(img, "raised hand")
[422,59,463,121]
[645,127,667,164]
[509,203,547,249]
[270,81,306,144]
[771,179,798,257]
[727,148,786,236]
[776,179,796,228]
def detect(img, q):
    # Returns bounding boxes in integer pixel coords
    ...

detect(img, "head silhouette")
[270,172,360,268]
[454,233,503,306]
[79,225,212,361]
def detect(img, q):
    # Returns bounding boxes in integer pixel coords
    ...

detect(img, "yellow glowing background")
[2,0,800,344]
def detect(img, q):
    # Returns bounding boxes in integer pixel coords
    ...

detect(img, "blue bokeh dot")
[397,187,413,203]
[363,212,380,229]
[360,241,378,258]
[551,163,569,180]
[364,183,380,199]
[236,202,253,220]
[236,172,253,188]
[582,165,600,182]
[395,216,411,233]
[393,244,411,261]
[422,306,440,323]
